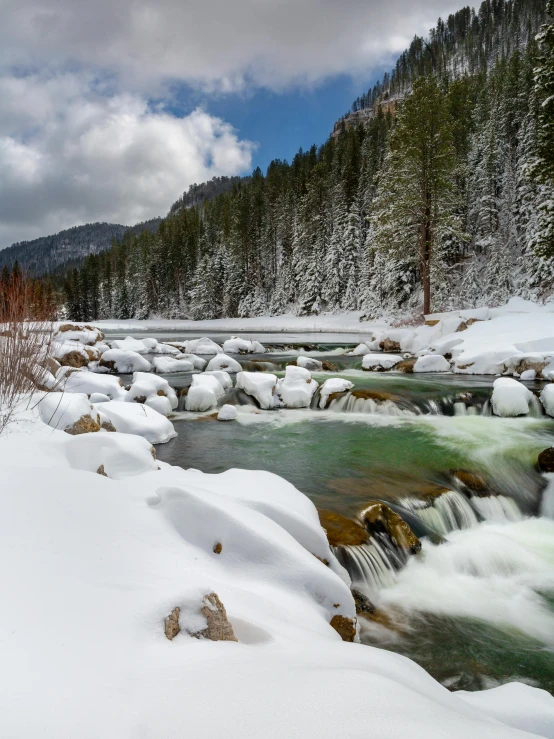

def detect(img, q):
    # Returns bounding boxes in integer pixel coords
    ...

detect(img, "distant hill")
[0,219,161,276]
[168,176,248,215]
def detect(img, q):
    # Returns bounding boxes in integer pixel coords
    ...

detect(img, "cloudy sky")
[0,0,459,248]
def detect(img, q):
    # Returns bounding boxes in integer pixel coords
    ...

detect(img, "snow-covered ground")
[2,396,554,737]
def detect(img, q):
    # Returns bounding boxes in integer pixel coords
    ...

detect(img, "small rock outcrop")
[381,338,401,352]
[395,358,417,373]
[451,469,487,493]
[352,589,375,617]
[64,414,101,435]
[164,607,181,640]
[538,447,554,472]
[359,501,421,555]
[330,614,356,642]
[318,509,370,547]
[59,351,88,368]
[101,420,117,432]
[193,593,237,642]
[97,465,107,476]
[213,542,223,554]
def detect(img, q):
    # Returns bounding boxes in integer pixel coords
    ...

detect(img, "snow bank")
[276,366,318,409]
[186,337,223,355]
[185,374,226,412]
[491,378,533,417]
[223,336,266,354]
[93,400,176,443]
[206,353,242,373]
[413,355,451,373]
[236,371,278,409]
[152,356,195,373]
[297,356,323,371]
[56,367,127,400]
[64,432,158,479]
[100,348,151,373]
[319,378,354,409]
[362,353,403,371]
[38,392,98,431]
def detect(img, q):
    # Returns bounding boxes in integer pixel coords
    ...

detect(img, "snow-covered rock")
[236,371,278,409]
[175,353,207,370]
[38,392,99,433]
[319,379,354,409]
[276,366,318,409]
[520,369,536,381]
[185,374,226,412]
[51,340,91,367]
[110,336,151,354]
[362,353,403,371]
[413,355,451,373]
[93,400,176,443]
[64,432,158,479]
[206,353,242,373]
[99,349,151,373]
[297,356,323,371]
[218,404,238,421]
[491,378,533,417]
[349,342,371,356]
[54,323,104,345]
[56,367,127,400]
[186,337,223,355]
[223,336,266,354]
[127,372,178,415]
[90,392,110,403]
[540,384,554,417]
[152,356,195,374]
[204,370,233,390]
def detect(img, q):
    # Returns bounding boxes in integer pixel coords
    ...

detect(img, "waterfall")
[335,542,397,593]
[400,491,479,536]
[470,495,522,522]
[327,394,418,416]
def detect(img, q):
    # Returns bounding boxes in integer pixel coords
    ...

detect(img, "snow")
[362,353,403,371]
[51,340,90,363]
[110,336,180,355]
[413,355,451,373]
[206,353,243,372]
[92,400,177,443]
[185,374,226,412]
[152,356,195,373]
[54,325,104,345]
[520,369,537,380]
[56,367,127,400]
[0,403,552,738]
[297,355,323,371]
[38,392,98,431]
[185,337,223,355]
[223,336,266,354]
[100,348,151,373]
[218,404,238,421]
[491,378,533,417]
[236,371,278,409]
[175,353,207,369]
[276,366,318,409]
[204,370,233,390]
[90,392,110,403]
[540,384,554,417]
[126,372,178,416]
[319,378,354,409]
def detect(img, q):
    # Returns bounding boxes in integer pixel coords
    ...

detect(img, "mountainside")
[0,219,162,277]
[168,176,250,215]
[46,0,553,321]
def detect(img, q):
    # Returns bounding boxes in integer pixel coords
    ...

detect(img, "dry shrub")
[0,271,56,434]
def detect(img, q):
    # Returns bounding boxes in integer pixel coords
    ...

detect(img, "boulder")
[192,593,237,642]
[164,607,181,641]
[381,338,401,352]
[395,358,417,373]
[59,350,89,368]
[318,509,369,547]
[64,414,101,435]
[330,615,356,642]
[538,447,554,473]
[359,501,421,555]
[451,469,487,493]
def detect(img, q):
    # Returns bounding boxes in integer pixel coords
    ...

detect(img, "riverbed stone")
[330,614,356,642]
[318,509,370,547]
[359,501,421,555]
[538,447,554,472]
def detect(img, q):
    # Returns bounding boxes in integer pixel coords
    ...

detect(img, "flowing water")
[107,331,554,694]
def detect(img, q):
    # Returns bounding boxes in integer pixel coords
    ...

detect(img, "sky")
[0,0,460,249]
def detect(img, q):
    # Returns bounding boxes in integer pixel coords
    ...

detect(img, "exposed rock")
[330,614,356,642]
[64,414,101,435]
[150,446,157,460]
[352,588,375,617]
[100,420,117,432]
[538,447,554,472]
[194,413,219,422]
[322,391,349,408]
[156,389,167,397]
[98,358,116,371]
[380,338,402,352]
[425,320,440,327]
[359,501,421,555]
[451,469,487,493]
[179,387,189,397]
[213,542,222,554]
[97,465,107,477]
[351,389,396,403]
[515,358,548,376]
[314,554,330,566]
[132,395,147,404]
[85,347,100,361]
[318,509,369,547]
[321,360,339,372]
[164,607,181,640]
[192,593,237,642]
[395,358,417,373]
[59,351,88,369]
[58,323,82,333]
[457,362,475,371]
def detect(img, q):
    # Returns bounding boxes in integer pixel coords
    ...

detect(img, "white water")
[336,542,397,594]
[328,394,417,416]
[471,494,523,522]
[377,518,554,646]
[400,491,479,536]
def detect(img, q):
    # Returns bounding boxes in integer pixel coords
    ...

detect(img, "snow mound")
[491,378,533,417]
[204,370,233,390]
[38,392,98,431]
[54,324,104,346]
[362,353,403,371]
[186,337,223,355]
[297,356,323,371]
[236,371,278,409]
[185,374,226,412]
[127,372,178,415]
[223,336,266,354]
[90,393,110,403]
[51,340,90,364]
[110,336,180,355]
[64,432,158,479]
[349,343,371,356]
[175,353,207,369]
[218,404,238,421]
[93,400,176,443]
[57,367,127,400]
[206,353,242,373]
[319,378,354,409]
[152,356,195,373]
[276,366,318,409]
[100,349,151,373]
[413,355,451,373]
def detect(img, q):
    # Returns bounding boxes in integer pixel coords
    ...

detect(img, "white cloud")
[0,74,255,246]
